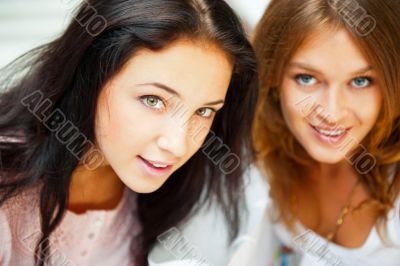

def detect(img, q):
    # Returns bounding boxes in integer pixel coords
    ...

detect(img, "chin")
[305,145,346,165]
[126,182,164,194]
[131,186,161,194]
[120,175,166,194]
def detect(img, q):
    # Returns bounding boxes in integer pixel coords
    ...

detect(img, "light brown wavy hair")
[253,0,400,234]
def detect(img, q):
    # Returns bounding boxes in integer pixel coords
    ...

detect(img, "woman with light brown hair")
[229,0,400,265]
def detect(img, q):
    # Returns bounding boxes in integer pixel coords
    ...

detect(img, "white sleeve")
[148,259,212,266]
[0,209,12,266]
[228,205,282,266]
[393,198,400,243]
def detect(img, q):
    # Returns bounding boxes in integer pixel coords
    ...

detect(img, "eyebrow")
[288,62,374,76]
[137,82,225,106]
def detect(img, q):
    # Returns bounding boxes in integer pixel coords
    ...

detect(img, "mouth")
[137,156,174,177]
[310,124,351,144]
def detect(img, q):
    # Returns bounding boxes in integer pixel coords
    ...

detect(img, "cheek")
[95,92,156,156]
[185,120,213,155]
[280,83,307,128]
[359,102,381,133]
[95,108,134,163]
[354,90,382,129]
[95,99,133,145]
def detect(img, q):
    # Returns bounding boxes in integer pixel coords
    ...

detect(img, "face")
[280,28,382,164]
[94,39,233,193]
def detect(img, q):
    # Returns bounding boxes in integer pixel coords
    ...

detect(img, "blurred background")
[0,0,270,68]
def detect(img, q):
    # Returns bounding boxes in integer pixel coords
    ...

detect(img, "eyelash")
[139,95,217,119]
[351,76,374,88]
[294,74,317,86]
[139,95,166,112]
[293,74,374,88]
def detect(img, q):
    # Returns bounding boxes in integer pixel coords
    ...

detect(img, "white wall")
[0,0,78,68]
[226,0,270,30]
[0,0,270,68]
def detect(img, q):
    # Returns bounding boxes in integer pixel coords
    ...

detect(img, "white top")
[229,199,400,266]
[148,167,269,266]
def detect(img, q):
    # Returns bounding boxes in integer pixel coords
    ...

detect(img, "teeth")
[140,156,170,168]
[316,128,345,137]
[151,163,168,168]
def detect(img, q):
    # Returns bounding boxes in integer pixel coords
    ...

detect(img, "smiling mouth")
[313,126,345,137]
[310,124,351,143]
[138,156,172,169]
[137,156,176,178]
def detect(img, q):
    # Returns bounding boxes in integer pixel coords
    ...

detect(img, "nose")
[156,116,189,158]
[317,85,348,125]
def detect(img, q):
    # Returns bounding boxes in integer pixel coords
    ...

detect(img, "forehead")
[115,39,233,104]
[289,28,370,75]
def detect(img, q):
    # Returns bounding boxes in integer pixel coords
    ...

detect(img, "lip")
[309,124,351,144]
[141,157,176,166]
[312,126,345,131]
[137,156,173,177]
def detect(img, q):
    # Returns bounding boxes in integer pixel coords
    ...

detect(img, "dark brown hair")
[0,0,258,265]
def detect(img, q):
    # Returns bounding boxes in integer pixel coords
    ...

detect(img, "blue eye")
[295,74,317,86]
[140,95,165,110]
[196,108,215,118]
[351,77,372,88]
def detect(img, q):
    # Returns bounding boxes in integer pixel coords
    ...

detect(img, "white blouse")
[228,199,400,266]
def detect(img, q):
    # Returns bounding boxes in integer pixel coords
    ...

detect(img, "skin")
[280,28,382,247]
[68,39,233,213]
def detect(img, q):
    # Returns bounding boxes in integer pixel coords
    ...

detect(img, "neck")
[305,161,358,185]
[298,160,361,201]
[68,164,125,213]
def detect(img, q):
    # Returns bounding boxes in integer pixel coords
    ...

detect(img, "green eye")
[197,108,214,118]
[140,95,165,110]
[146,96,158,106]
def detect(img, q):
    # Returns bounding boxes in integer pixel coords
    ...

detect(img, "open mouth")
[141,157,169,169]
[310,124,350,143]
[137,156,173,176]
[314,127,345,137]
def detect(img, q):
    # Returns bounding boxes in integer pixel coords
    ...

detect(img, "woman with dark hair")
[0,0,258,265]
